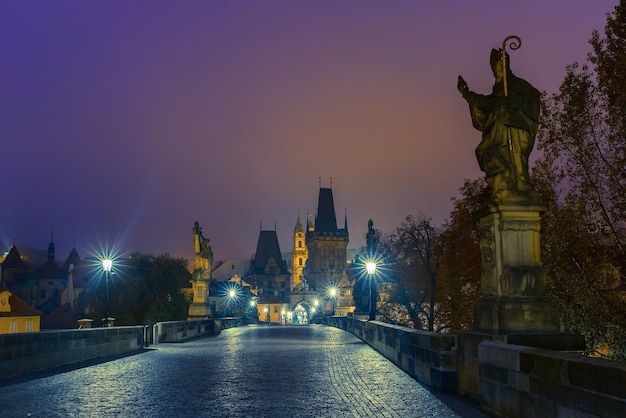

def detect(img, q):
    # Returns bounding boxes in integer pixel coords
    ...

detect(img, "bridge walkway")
[0,325,489,417]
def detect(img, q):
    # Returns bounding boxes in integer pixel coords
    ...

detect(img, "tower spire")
[48,229,55,260]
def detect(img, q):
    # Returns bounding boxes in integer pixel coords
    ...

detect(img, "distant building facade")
[0,237,89,330]
[0,284,42,334]
[252,229,291,322]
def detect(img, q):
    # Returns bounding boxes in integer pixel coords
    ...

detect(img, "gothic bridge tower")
[304,185,349,292]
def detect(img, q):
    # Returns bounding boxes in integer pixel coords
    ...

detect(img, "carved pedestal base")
[187,274,212,320]
[474,202,561,334]
[474,295,560,334]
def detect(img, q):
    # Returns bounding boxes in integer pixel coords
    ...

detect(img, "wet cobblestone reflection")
[0,325,488,417]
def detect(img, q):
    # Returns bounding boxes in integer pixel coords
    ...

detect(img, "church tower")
[304,184,349,292]
[291,213,308,290]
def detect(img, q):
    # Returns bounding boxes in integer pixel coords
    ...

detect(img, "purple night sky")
[0,1,617,264]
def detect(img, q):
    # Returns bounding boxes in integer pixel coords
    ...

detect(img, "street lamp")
[226,288,237,317]
[102,258,113,326]
[329,287,338,316]
[366,262,377,320]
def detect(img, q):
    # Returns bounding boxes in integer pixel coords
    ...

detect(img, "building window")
[9,322,17,333]
[274,306,279,313]
[298,240,302,248]
[26,321,32,332]
[298,258,303,266]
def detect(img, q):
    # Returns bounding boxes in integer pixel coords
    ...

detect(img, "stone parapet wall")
[0,326,145,380]
[327,317,457,391]
[154,319,216,343]
[327,317,626,417]
[479,341,626,418]
[153,318,250,343]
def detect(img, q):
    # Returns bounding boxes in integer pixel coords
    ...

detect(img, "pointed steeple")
[48,230,55,260]
[294,212,304,234]
[62,247,81,273]
[2,245,26,269]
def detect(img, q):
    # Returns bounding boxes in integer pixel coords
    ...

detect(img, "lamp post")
[227,289,236,317]
[249,297,257,320]
[102,258,113,326]
[329,287,337,316]
[366,262,377,320]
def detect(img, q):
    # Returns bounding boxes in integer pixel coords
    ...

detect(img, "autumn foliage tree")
[533,0,626,359]
[437,178,485,331]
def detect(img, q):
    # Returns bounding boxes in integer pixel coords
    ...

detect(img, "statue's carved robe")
[464,75,540,197]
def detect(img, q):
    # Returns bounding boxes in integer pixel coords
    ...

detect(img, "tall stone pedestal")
[473,202,560,334]
[188,275,212,320]
[456,201,584,400]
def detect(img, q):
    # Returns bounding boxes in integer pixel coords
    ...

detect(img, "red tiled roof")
[0,284,42,317]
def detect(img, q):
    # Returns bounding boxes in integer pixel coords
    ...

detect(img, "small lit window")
[9,322,17,333]
[26,321,33,332]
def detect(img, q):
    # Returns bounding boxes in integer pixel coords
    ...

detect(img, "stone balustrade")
[327,316,626,418]
[0,326,145,380]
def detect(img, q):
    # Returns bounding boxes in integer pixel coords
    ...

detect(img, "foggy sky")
[0,1,617,264]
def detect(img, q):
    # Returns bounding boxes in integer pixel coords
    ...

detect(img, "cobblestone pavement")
[0,325,490,417]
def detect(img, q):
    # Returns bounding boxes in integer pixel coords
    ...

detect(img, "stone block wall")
[0,326,145,380]
[479,341,626,418]
[328,317,457,391]
[154,319,217,343]
[153,317,249,343]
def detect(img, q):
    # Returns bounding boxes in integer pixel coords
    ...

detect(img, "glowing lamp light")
[102,258,113,272]
[366,262,377,275]
[229,289,236,298]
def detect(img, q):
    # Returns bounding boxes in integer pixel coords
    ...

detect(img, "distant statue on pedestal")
[189,221,213,319]
[366,219,376,253]
[193,221,213,278]
[458,36,540,202]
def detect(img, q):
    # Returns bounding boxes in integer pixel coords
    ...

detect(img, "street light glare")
[102,258,113,272]
[366,262,377,275]
[229,289,236,298]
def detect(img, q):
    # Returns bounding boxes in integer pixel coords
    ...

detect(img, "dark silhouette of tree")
[377,214,443,331]
[74,252,191,326]
[438,178,485,331]
[534,0,626,359]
